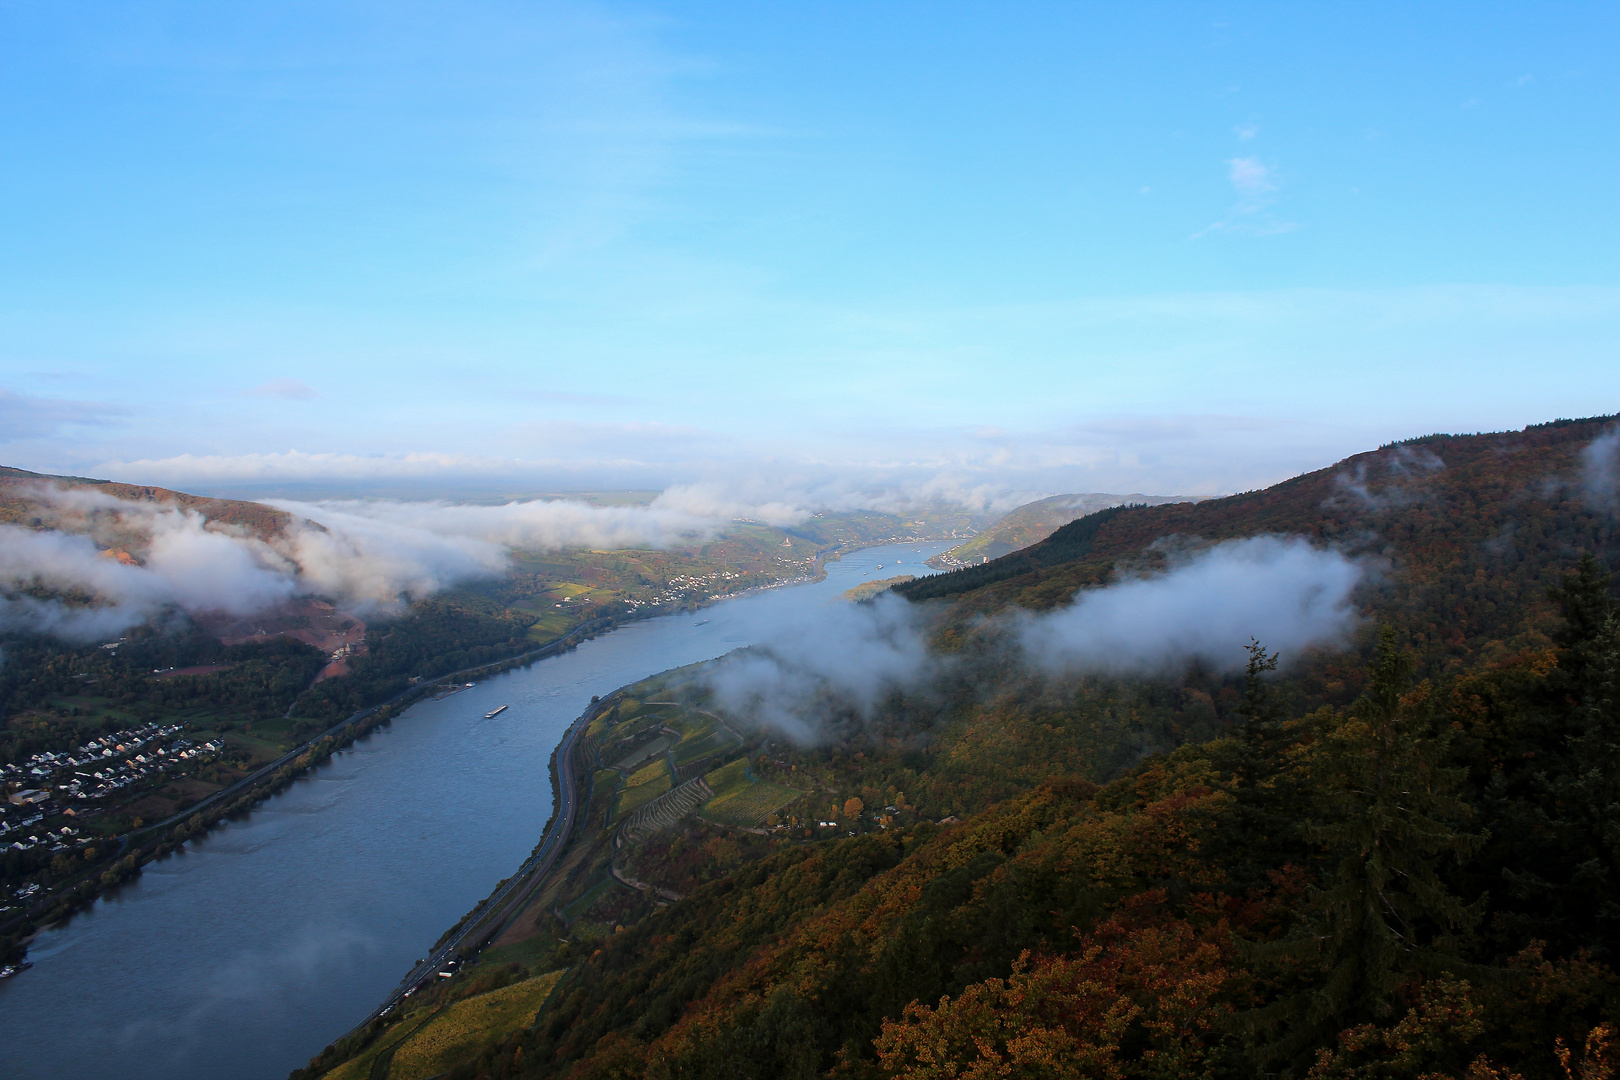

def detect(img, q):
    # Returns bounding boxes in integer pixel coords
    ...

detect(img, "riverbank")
[0,615,622,963]
[296,688,619,1076]
[300,541,958,1070]
[3,541,956,1080]
[0,537,885,963]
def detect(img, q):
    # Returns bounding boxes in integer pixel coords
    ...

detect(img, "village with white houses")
[2,723,225,905]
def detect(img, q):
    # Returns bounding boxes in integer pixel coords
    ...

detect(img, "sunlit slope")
[0,465,298,540]
[931,491,1201,568]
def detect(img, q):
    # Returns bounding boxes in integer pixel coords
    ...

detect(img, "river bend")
[0,543,946,1080]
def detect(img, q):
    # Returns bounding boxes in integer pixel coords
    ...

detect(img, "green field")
[671,728,736,765]
[702,757,751,795]
[525,611,573,641]
[701,782,805,826]
[319,1010,438,1080]
[223,728,292,765]
[478,934,558,971]
[611,734,671,770]
[698,757,806,826]
[559,876,616,921]
[613,757,671,817]
[375,970,565,1080]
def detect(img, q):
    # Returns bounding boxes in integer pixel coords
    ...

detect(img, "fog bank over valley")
[707,534,1368,743]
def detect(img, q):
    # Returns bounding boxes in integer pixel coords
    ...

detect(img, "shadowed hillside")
[297,414,1620,1080]
[899,416,1620,671]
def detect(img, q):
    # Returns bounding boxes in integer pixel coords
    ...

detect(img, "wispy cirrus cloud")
[1192,154,1297,239]
[1226,156,1275,195]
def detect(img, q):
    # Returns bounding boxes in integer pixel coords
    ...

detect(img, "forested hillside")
[902,416,1619,672]
[301,415,1620,1080]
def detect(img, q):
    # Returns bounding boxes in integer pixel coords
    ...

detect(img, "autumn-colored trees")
[874,908,1234,1080]
[299,419,1620,1080]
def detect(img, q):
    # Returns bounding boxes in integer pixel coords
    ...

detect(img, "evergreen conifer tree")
[1544,603,1620,956]
[1249,626,1483,1066]
[1227,639,1309,888]
[1547,554,1618,705]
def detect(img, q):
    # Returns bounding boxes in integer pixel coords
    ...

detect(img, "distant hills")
[0,465,298,542]
[928,491,1204,568]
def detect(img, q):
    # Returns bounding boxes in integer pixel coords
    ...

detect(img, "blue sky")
[2,1,1617,501]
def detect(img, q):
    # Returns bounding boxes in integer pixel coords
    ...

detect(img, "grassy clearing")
[387,970,566,1080]
[615,777,670,817]
[703,757,752,796]
[525,611,573,640]
[319,1010,438,1080]
[611,734,671,771]
[614,757,672,816]
[247,716,300,741]
[586,770,620,828]
[560,876,615,921]
[673,728,737,765]
[223,729,289,763]
[480,935,557,970]
[628,756,669,787]
[699,756,805,826]
[702,781,805,826]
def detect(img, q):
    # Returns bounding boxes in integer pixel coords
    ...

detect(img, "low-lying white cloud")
[1228,156,1275,195]
[707,591,930,742]
[0,485,729,641]
[703,534,1365,742]
[0,520,297,640]
[646,484,813,528]
[1019,536,1364,674]
[1579,426,1620,512]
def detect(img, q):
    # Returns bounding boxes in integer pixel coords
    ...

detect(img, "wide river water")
[0,542,948,1080]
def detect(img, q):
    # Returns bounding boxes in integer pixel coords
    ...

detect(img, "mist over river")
[0,543,948,1080]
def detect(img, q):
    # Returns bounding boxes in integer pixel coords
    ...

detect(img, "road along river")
[0,542,947,1080]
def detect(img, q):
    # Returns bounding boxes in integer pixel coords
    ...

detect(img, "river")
[0,542,948,1080]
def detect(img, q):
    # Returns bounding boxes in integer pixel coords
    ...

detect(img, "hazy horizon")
[4,2,1618,504]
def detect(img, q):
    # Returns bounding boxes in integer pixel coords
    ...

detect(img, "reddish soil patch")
[491,896,550,948]
[197,598,367,654]
[314,659,351,683]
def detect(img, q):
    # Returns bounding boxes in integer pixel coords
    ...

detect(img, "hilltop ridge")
[927,490,1204,569]
[898,415,1620,669]
[0,465,298,540]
